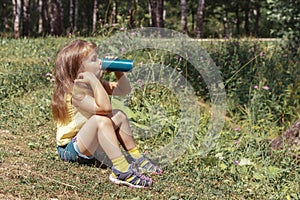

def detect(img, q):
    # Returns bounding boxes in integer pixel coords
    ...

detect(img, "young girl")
[51,39,162,188]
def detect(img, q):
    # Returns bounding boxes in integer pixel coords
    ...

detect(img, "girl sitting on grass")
[51,39,162,188]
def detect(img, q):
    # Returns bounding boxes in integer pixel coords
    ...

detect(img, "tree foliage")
[267,0,300,53]
[0,0,298,42]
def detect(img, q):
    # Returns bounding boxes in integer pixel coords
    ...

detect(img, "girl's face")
[81,50,103,78]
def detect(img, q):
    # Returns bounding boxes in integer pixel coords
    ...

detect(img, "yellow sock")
[128,147,142,159]
[112,155,135,183]
[128,147,149,169]
[112,155,129,172]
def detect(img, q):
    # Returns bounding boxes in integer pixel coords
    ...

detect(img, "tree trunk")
[69,0,74,34]
[244,1,250,37]
[148,3,151,26]
[253,0,261,37]
[181,0,188,34]
[57,0,65,34]
[38,0,43,35]
[43,0,50,34]
[235,3,240,36]
[127,0,133,27]
[128,0,137,28]
[74,0,78,33]
[49,0,63,36]
[133,0,137,26]
[196,0,204,38]
[92,0,98,33]
[191,9,195,34]
[156,0,164,28]
[222,4,229,38]
[22,0,30,36]
[48,0,55,35]
[12,0,22,38]
[112,0,117,24]
[105,0,110,24]
[149,0,157,27]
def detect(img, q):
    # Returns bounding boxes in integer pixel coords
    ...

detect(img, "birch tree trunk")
[38,0,43,35]
[196,0,204,38]
[49,0,55,35]
[181,0,188,34]
[92,0,98,33]
[12,0,22,38]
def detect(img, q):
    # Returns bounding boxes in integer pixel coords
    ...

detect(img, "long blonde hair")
[51,39,96,124]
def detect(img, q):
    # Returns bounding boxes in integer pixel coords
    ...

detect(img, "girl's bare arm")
[72,72,112,116]
[101,72,131,96]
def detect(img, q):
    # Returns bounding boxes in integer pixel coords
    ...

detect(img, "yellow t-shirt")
[56,94,88,146]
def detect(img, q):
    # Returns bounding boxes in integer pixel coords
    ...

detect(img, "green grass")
[0,37,299,199]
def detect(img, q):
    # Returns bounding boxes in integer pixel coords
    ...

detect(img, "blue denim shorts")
[57,137,94,164]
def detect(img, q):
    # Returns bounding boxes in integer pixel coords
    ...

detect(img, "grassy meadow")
[0,36,299,199]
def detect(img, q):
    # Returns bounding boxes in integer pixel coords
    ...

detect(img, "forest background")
[1,0,299,42]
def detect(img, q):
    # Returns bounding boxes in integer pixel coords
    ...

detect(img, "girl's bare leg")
[109,109,136,151]
[76,115,123,160]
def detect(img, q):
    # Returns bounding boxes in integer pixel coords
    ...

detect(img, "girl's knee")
[90,115,113,127]
[112,109,127,120]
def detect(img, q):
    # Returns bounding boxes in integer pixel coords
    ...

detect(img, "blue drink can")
[101,58,134,72]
